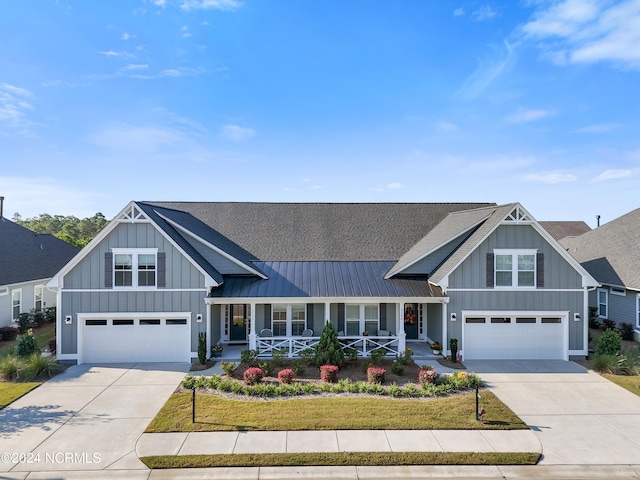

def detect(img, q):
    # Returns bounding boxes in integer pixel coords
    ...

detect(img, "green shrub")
[588,306,601,329]
[314,322,344,367]
[449,338,458,362]
[291,360,306,376]
[33,311,46,327]
[369,348,386,365]
[272,348,287,366]
[220,361,237,376]
[240,349,259,364]
[395,348,413,365]
[618,322,635,341]
[197,332,206,364]
[182,374,196,389]
[15,330,40,358]
[602,319,617,331]
[298,347,316,365]
[44,306,56,323]
[0,326,19,342]
[391,361,404,375]
[344,347,359,363]
[596,329,622,356]
[258,361,275,377]
[22,354,60,380]
[387,383,402,397]
[16,313,34,333]
[0,355,22,381]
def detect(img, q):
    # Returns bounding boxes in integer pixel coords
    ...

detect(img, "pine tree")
[314,322,345,367]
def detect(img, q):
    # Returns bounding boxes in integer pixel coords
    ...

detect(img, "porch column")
[324,302,331,324]
[206,302,212,358]
[249,302,257,350]
[397,302,406,353]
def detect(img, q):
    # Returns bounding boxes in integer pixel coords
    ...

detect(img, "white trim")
[10,288,22,322]
[597,288,608,319]
[384,213,493,279]
[445,288,584,292]
[493,249,537,288]
[111,248,159,290]
[206,296,440,305]
[47,201,218,290]
[2,277,52,290]
[33,284,44,311]
[77,311,191,364]
[155,211,268,280]
[60,288,208,293]
[437,203,599,289]
[610,286,626,296]
[0,287,7,296]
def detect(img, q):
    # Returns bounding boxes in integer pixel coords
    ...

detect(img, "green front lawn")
[0,382,40,409]
[0,323,55,358]
[146,389,527,433]
[603,374,640,397]
[141,451,540,469]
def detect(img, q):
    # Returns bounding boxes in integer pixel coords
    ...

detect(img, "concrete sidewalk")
[137,429,541,457]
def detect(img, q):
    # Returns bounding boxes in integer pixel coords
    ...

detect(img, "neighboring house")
[539,221,591,241]
[561,208,640,339]
[47,201,597,365]
[0,216,80,327]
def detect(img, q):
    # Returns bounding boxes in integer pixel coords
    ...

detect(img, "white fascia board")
[4,277,52,289]
[384,213,492,280]
[156,211,267,279]
[205,295,445,305]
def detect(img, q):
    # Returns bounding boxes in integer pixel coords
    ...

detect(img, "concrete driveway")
[465,360,640,465]
[0,362,189,474]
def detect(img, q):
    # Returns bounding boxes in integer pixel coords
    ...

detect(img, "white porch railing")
[255,335,399,358]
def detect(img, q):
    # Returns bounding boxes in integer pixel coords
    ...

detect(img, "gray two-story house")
[48,201,597,364]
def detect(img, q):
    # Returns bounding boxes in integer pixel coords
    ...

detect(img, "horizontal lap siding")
[607,288,638,325]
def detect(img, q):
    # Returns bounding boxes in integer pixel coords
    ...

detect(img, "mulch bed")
[190,361,215,371]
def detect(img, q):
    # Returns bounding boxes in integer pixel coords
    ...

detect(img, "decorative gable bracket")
[116,203,149,223]
[502,205,532,224]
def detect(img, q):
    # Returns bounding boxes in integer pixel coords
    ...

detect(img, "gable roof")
[560,207,640,290]
[0,217,79,286]
[539,221,591,241]
[145,202,495,261]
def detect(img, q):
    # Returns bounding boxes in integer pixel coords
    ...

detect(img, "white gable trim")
[438,203,599,289]
[384,213,492,279]
[155,211,268,279]
[47,201,218,290]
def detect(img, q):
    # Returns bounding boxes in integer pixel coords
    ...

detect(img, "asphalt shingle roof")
[0,217,79,285]
[560,208,640,290]
[539,221,591,241]
[144,202,495,261]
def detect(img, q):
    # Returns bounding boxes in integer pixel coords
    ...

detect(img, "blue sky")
[1,0,639,227]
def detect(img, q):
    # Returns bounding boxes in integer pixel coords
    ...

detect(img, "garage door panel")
[464,314,565,360]
[82,315,190,363]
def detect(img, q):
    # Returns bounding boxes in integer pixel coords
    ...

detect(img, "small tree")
[16,330,40,358]
[596,329,622,356]
[314,322,345,367]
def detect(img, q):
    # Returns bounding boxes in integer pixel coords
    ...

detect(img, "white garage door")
[463,313,566,360]
[81,314,191,364]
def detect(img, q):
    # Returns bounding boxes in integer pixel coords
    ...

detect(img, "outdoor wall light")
[450,313,457,321]
[574,313,581,321]
[196,314,203,323]
[65,315,72,325]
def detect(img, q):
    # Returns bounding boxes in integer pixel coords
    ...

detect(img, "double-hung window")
[597,288,608,318]
[34,285,44,312]
[494,250,536,288]
[11,289,21,321]
[112,249,157,288]
[272,305,287,336]
[345,304,379,335]
[291,304,306,336]
[272,304,306,336]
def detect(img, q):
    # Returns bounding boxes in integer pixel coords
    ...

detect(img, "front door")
[230,304,249,342]
[404,304,419,340]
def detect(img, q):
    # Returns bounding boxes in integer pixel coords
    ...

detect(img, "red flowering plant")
[418,368,437,385]
[243,367,264,385]
[319,364,339,383]
[367,366,386,384]
[277,368,294,384]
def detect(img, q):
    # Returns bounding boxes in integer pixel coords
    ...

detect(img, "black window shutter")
[486,253,494,288]
[104,252,113,288]
[157,252,166,288]
[536,252,544,288]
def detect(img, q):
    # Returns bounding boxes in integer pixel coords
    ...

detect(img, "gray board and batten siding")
[59,222,208,355]
[445,224,586,351]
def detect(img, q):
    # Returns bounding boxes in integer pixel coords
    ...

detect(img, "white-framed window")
[34,285,44,312]
[11,289,21,321]
[112,248,158,288]
[272,304,287,336]
[272,304,306,336]
[345,304,379,335]
[597,288,608,318]
[610,286,626,296]
[494,249,536,288]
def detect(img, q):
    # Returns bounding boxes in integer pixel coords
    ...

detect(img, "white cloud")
[454,7,465,16]
[181,0,242,11]
[506,107,554,123]
[573,123,622,134]
[456,40,515,99]
[122,33,135,40]
[123,64,149,70]
[592,169,633,182]
[220,124,255,141]
[521,0,640,70]
[0,83,34,134]
[371,182,405,192]
[88,124,190,152]
[387,182,404,189]
[472,5,498,21]
[99,50,120,57]
[525,172,577,184]
[130,66,205,79]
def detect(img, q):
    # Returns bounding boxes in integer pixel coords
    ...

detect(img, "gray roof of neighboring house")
[560,208,640,290]
[209,261,443,298]
[386,205,497,277]
[144,202,495,261]
[0,217,79,286]
[539,221,591,241]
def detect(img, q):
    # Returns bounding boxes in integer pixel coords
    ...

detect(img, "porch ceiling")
[209,261,442,299]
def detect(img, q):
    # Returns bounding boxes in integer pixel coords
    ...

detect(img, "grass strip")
[146,389,527,432]
[602,374,640,397]
[0,382,40,409]
[141,451,540,469]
